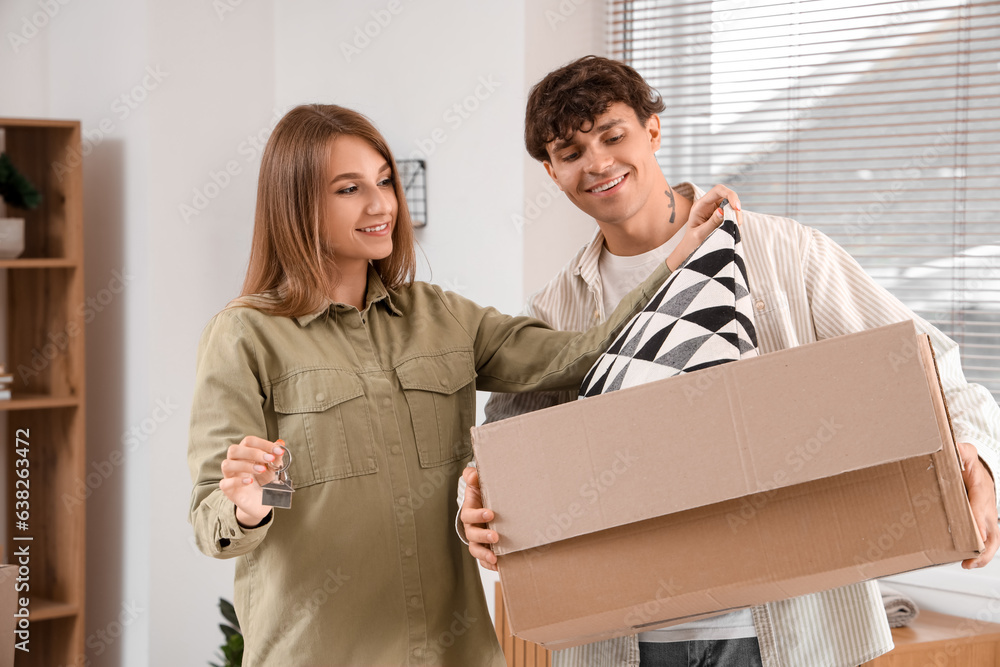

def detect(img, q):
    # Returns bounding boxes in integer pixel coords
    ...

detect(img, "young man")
[459,56,1000,667]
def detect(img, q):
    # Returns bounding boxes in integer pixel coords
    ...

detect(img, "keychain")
[261,445,295,509]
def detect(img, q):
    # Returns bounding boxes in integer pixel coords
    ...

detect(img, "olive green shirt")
[188,263,669,666]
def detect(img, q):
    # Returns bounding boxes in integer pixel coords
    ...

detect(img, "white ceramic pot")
[0,218,25,258]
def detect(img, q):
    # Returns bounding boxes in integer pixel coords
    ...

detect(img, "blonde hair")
[238,104,416,317]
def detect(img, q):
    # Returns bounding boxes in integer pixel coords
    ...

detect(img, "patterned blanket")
[580,214,759,398]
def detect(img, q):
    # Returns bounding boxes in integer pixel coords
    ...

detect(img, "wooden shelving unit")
[0,118,85,665]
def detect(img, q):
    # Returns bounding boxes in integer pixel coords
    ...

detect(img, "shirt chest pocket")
[271,369,378,487]
[748,288,802,352]
[396,350,477,468]
[750,288,790,317]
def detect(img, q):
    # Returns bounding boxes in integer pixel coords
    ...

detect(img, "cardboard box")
[472,321,983,650]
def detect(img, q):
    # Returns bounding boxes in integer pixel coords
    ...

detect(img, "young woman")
[187,104,721,666]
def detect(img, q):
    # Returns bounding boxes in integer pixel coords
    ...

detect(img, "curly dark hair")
[524,55,666,162]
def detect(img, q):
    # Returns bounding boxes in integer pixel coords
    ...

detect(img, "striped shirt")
[479,182,1000,667]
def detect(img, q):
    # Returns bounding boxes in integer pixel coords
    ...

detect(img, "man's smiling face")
[542,101,663,227]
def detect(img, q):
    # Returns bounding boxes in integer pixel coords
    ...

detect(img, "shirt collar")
[294,264,403,326]
[573,181,705,292]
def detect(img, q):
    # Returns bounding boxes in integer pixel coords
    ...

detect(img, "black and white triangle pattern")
[580,219,759,398]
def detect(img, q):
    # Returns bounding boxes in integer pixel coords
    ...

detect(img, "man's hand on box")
[460,466,499,572]
[958,441,999,568]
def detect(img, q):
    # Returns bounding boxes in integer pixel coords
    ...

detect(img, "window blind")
[609,0,1000,401]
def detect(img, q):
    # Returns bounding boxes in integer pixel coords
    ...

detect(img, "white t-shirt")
[597,223,757,643]
[597,225,686,319]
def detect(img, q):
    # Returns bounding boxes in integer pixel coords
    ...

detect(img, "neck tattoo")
[665,186,676,224]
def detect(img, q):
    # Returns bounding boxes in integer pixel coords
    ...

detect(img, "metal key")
[261,447,294,509]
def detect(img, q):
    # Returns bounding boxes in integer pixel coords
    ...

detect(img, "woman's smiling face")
[323,134,398,275]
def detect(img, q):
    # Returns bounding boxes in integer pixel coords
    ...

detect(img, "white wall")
[274,0,527,313]
[0,1,49,115]
[523,0,609,298]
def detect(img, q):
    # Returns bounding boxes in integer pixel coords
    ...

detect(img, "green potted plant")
[0,150,42,259]
[210,598,243,667]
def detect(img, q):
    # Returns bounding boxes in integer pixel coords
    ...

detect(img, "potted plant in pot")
[0,151,42,259]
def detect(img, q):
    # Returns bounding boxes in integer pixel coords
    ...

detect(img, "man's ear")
[543,161,565,192]
[647,113,662,152]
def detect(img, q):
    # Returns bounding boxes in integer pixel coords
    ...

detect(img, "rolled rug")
[878,581,920,628]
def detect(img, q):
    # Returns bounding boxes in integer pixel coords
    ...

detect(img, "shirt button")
[404,547,415,557]
[755,299,766,312]
[315,392,325,402]
[409,596,420,607]
[397,496,408,506]
[391,445,402,455]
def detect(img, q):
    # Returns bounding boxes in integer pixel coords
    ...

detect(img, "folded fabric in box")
[580,214,757,397]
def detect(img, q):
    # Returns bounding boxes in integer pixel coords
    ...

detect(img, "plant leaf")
[0,153,41,211]
[219,597,241,630]
[222,633,244,664]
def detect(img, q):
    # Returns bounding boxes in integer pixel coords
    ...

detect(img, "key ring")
[261,444,295,509]
[266,445,292,474]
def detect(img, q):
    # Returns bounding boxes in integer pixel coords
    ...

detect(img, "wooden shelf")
[0,396,80,411]
[1,117,87,665]
[29,597,79,622]
[0,118,78,130]
[0,259,77,269]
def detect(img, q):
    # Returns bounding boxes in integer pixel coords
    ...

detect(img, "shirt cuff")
[213,493,273,554]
